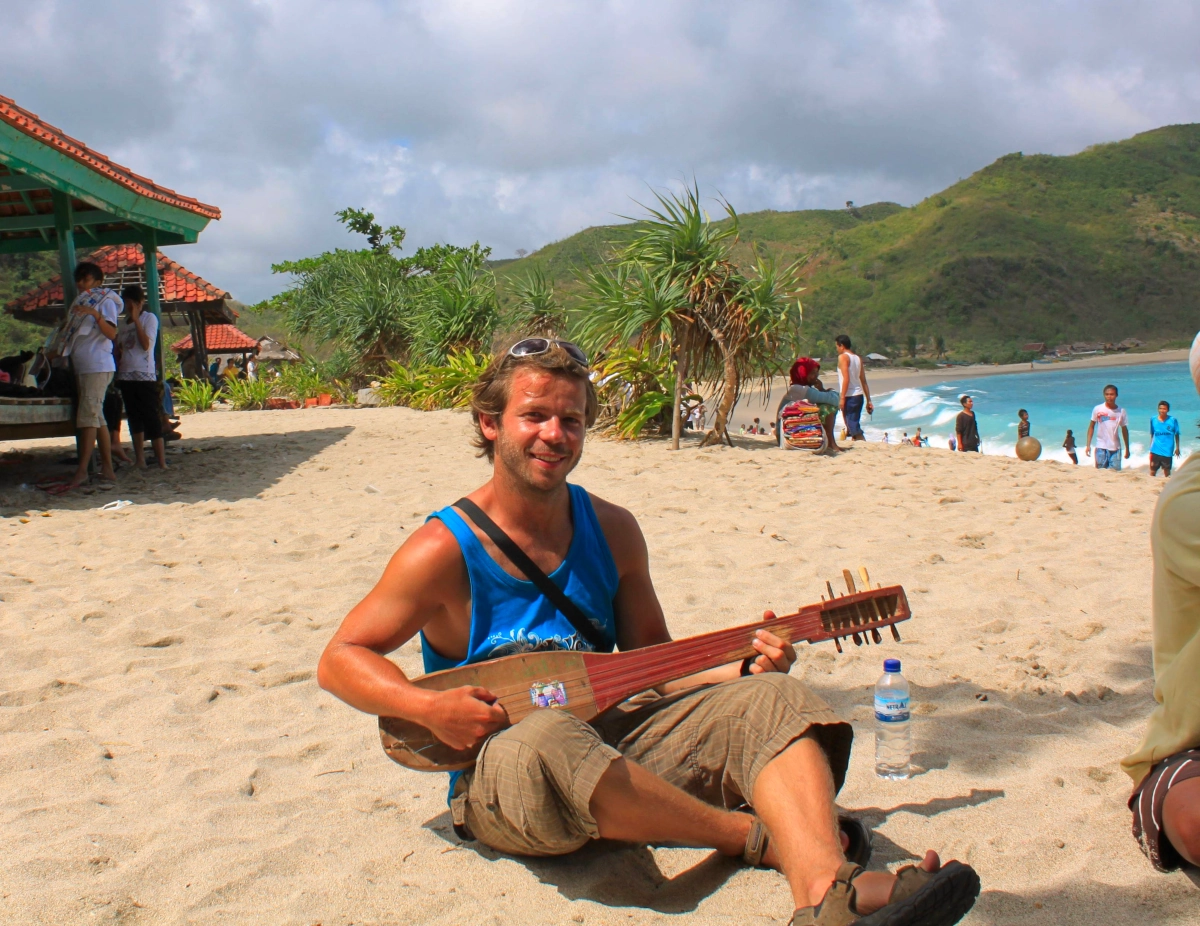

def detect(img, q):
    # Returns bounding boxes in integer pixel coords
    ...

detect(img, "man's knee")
[502,707,595,754]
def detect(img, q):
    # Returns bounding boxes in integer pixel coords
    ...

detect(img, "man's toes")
[919,849,941,872]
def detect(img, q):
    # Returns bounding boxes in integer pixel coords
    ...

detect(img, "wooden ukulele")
[379,568,910,772]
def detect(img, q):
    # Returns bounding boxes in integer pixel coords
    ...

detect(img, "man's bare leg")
[1163,777,1200,866]
[589,736,940,914]
[753,736,939,911]
[589,755,750,857]
[68,427,114,487]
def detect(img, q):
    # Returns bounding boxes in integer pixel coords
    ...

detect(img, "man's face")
[482,368,587,494]
[963,398,973,412]
[1104,388,1118,407]
[1159,403,1169,419]
[78,274,101,291]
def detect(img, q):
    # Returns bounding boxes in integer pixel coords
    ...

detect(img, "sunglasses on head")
[508,337,589,367]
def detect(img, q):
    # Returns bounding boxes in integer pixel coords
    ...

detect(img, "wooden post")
[51,190,77,306]
[142,236,164,380]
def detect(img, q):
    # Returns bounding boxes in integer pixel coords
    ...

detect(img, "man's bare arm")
[1122,424,1131,458]
[1085,421,1096,455]
[317,521,506,750]
[859,365,873,414]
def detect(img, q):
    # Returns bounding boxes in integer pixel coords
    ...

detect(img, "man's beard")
[494,429,580,494]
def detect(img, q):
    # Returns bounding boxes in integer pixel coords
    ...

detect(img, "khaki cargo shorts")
[76,371,113,428]
[452,673,852,857]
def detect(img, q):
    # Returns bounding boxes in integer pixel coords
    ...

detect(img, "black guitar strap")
[453,497,612,651]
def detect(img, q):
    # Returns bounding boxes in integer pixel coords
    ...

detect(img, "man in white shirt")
[1086,384,1130,471]
[835,335,873,441]
[58,262,121,491]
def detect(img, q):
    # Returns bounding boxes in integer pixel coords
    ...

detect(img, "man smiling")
[318,335,979,926]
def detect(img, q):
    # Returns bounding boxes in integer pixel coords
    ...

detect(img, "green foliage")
[592,346,697,439]
[265,210,497,376]
[175,379,216,413]
[335,207,406,254]
[504,265,565,335]
[225,378,275,410]
[377,350,490,411]
[572,183,804,443]
[275,354,348,402]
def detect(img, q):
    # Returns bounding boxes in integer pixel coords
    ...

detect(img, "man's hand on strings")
[747,613,797,674]
[425,686,508,751]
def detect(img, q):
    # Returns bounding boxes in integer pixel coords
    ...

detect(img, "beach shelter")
[0,94,219,440]
[170,324,259,378]
[5,244,236,376]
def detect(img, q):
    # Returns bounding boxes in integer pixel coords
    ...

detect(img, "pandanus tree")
[575,184,804,447]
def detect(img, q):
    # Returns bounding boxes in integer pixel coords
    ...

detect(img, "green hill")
[499,124,1200,361]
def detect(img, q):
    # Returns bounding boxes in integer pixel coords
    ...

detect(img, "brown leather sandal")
[741,814,873,869]
[790,859,980,926]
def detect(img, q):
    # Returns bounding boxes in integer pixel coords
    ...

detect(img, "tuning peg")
[858,565,871,589]
[852,633,862,646]
[872,628,883,644]
[843,569,857,595]
[826,580,837,600]
[834,637,843,653]
[890,624,901,642]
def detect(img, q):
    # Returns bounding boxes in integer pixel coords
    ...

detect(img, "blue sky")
[3,0,1199,301]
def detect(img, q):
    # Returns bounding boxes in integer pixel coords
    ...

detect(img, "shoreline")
[731,348,1191,429]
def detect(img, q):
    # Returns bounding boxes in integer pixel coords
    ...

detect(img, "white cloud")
[1,0,1198,300]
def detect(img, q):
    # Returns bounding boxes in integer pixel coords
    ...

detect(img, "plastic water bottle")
[874,658,911,779]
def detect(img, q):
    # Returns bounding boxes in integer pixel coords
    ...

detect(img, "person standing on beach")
[317,336,980,926]
[1149,401,1181,478]
[1064,430,1079,464]
[1086,385,1130,470]
[114,284,167,471]
[1017,410,1030,439]
[835,335,872,441]
[54,262,121,493]
[1121,332,1200,873]
[955,396,981,453]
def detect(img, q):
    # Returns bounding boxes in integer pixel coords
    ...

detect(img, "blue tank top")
[421,483,619,673]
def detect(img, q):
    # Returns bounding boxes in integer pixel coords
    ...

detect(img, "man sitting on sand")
[777,357,841,455]
[1121,334,1200,872]
[318,336,980,926]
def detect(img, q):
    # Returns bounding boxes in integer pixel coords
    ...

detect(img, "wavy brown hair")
[470,335,598,462]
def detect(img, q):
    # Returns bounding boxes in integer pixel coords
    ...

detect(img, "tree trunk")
[670,327,690,450]
[699,344,738,447]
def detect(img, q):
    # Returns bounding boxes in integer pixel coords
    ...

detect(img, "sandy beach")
[1,406,1195,925]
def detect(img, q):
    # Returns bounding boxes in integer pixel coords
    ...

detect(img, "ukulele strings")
[461,591,900,708]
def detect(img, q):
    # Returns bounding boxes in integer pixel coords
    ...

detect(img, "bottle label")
[875,695,910,723]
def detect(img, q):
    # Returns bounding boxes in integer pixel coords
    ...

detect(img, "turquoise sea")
[861,361,1199,467]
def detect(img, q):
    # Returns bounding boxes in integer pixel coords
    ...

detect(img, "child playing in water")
[1063,429,1078,464]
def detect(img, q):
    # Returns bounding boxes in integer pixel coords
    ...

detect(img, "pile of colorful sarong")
[779,400,827,451]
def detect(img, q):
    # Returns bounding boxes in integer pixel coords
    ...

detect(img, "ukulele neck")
[585,586,906,711]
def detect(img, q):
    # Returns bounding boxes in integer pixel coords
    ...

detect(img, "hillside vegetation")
[498,124,1200,361]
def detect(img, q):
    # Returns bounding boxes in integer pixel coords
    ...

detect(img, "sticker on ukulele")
[530,680,569,709]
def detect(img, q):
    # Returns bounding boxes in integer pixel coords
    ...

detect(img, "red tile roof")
[0,95,221,220]
[6,244,230,313]
[171,324,259,353]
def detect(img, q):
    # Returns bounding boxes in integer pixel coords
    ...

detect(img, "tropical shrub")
[263,209,499,378]
[377,350,490,411]
[175,379,216,413]
[226,378,275,410]
[574,184,804,446]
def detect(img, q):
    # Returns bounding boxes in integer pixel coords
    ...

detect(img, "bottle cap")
[883,658,901,673]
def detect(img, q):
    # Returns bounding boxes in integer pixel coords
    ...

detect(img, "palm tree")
[575,184,804,447]
[507,266,565,336]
